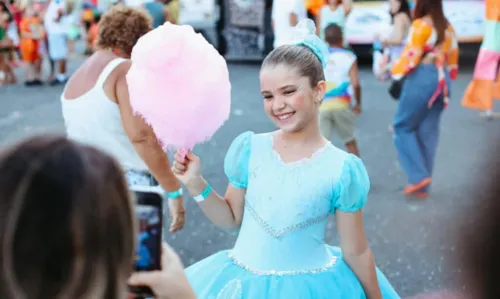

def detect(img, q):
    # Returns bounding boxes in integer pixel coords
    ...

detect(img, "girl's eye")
[263,95,273,100]
[284,89,296,95]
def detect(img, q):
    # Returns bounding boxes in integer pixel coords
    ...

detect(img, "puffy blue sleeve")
[223,131,253,189]
[332,154,370,213]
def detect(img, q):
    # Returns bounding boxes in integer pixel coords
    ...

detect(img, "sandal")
[403,178,432,195]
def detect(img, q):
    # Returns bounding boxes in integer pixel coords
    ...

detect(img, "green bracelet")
[167,188,183,200]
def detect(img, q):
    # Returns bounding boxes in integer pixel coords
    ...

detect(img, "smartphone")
[128,185,164,298]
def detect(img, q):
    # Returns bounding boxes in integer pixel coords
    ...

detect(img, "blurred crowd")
[0,0,179,87]
[1,1,499,298]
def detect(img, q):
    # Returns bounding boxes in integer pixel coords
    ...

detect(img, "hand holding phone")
[128,243,196,299]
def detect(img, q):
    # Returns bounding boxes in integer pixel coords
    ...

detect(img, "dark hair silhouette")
[459,150,500,298]
[0,135,135,299]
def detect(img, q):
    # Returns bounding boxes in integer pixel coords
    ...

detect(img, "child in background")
[319,23,361,156]
[65,0,80,55]
[87,12,99,53]
[19,3,45,86]
[36,0,56,83]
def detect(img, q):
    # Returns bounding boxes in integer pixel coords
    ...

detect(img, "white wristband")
[193,184,212,203]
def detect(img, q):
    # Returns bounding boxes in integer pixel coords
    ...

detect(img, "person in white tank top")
[60,6,186,233]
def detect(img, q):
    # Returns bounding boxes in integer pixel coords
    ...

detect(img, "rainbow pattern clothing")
[462,0,500,110]
[320,47,356,111]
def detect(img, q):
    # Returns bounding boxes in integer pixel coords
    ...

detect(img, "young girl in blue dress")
[171,22,399,299]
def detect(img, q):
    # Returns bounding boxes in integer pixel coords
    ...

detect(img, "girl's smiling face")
[260,64,324,133]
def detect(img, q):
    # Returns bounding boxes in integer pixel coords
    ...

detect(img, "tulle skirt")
[186,245,400,299]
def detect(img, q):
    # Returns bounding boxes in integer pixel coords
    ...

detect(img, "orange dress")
[19,17,43,63]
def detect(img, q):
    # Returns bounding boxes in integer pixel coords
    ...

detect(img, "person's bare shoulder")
[111,59,132,86]
[116,59,132,74]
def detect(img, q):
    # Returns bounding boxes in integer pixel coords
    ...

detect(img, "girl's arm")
[336,210,382,299]
[342,0,353,16]
[184,176,245,229]
[172,131,251,230]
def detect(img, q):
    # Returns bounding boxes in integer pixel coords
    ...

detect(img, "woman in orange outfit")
[19,4,45,86]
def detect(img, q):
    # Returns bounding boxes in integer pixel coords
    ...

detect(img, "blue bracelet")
[167,188,183,200]
[193,184,212,203]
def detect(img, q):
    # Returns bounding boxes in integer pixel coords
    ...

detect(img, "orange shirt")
[20,16,44,37]
[485,0,500,21]
[391,19,459,80]
[304,0,324,16]
[391,18,459,107]
[19,16,43,51]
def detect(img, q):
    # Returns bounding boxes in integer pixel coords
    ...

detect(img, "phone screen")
[130,190,163,297]
[134,192,162,272]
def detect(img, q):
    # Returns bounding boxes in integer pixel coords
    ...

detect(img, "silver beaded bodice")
[244,134,342,235]
[229,133,349,275]
[244,200,329,240]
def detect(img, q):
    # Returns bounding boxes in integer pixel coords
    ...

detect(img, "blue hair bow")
[287,19,330,69]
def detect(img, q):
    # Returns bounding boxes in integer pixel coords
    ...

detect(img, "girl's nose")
[272,97,286,111]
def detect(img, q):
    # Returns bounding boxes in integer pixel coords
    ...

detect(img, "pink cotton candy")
[126,23,231,151]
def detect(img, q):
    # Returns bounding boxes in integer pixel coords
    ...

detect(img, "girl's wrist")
[185,176,206,196]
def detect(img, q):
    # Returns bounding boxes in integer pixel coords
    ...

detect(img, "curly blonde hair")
[96,6,152,56]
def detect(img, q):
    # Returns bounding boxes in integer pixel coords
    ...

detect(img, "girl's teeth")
[278,113,292,120]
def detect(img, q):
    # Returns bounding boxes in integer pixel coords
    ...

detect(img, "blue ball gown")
[186,132,400,299]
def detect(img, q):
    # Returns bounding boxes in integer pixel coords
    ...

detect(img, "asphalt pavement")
[0,51,497,297]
